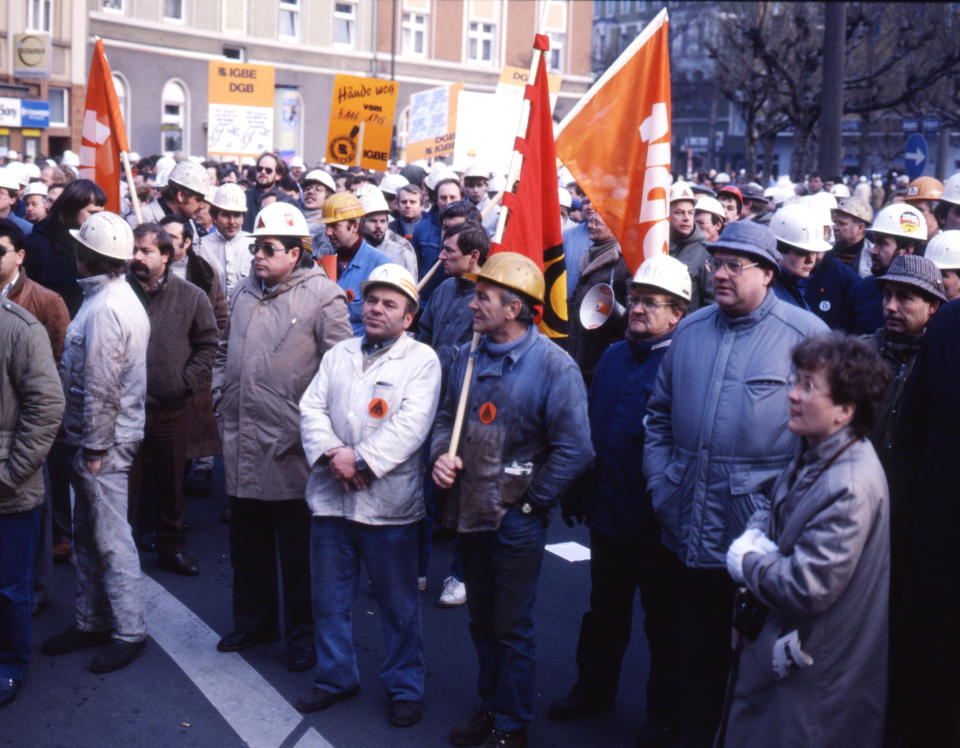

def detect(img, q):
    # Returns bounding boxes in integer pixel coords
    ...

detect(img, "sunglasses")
[256,166,274,174]
[249,241,289,257]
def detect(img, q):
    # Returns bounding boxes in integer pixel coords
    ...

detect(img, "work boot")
[449,708,495,746]
[42,625,111,655]
[90,640,146,673]
[480,727,527,748]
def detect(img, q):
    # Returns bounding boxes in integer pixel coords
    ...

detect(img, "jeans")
[310,517,423,701]
[573,531,685,724]
[0,505,41,680]
[459,507,547,730]
[71,442,146,642]
[229,497,312,647]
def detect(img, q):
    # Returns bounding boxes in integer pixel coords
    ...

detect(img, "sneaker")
[90,639,146,673]
[42,625,112,655]
[449,708,495,746]
[438,576,467,607]
[418,576,427,592]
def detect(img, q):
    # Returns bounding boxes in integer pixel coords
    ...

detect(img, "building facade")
[89,0,593,164]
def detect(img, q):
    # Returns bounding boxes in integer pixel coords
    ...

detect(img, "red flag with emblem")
[489,34,567,338]
[78,39,129,213]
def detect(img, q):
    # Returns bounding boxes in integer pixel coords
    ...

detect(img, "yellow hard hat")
[321,192,365,223]
[464,251,544,304]
[905,176,943,203]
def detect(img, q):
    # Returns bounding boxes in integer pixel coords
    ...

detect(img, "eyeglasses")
[302,184,324,193]
[628,295,674,310]
[249,241,289,257]
[705,257,760,276]
[256,165,274,174]
[786,373,830,399]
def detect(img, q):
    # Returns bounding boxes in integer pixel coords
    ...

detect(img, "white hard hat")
[770,203,831,253]
[128,151,140,162]
[694,196,725,221]
[0,168,19,191]
[240,156,256,167]
[923,230,960,270]
[155,155,176,173]
[830,183,851,198]
[669,181,696,205]
[631,254,692,302]
[379,173,409,196]
[869,204,928,242]
[289,156,305,169]
[941,173,960,207]
[488,174,506,194]
[169,160,212,195]
[302,168,336,193]
[5,162,29,187]
[210,183,247,213]
[360,262,419,305]
[24,163,40,180]
[23,182,48,197]
[355,183,390,215]
[558,187,572,209]
[70,211,135,260]
[5,150,19,161]
[154,167,172,189]
[252,201,310,239]
[61,150,80,168]
[464,163,489,180]
[714,172,731,185]
[424,163,458,191]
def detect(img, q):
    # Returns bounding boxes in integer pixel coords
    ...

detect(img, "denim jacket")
[60,274,149,451]
[431,326,594,532]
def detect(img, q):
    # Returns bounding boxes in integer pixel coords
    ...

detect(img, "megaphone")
[579,283,627,333]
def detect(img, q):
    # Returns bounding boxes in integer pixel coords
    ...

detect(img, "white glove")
[773,630,814,679]
[726,528,779,583]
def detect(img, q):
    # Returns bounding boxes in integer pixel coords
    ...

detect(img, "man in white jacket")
[297,263,441,728]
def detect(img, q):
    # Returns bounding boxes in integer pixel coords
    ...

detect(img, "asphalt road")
[5,470,653,748]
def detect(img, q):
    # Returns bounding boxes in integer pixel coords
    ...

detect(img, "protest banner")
[326,74,398,170]
[207,61,275,158]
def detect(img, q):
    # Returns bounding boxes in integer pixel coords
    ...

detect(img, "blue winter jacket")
[843,275,884,334]
[806,252,859,329]
[643,289,828,568]
[411,207,446,303]
[584,334,673,540]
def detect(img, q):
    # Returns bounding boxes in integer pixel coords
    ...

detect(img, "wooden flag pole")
[445,2,552,461]
[121,151,142,225]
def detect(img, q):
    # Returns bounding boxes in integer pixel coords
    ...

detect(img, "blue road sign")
[904,133,928,180]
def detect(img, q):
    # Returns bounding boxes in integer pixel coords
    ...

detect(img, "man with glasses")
[643,220,826,746]
[549,255,691,747]
[243,152,286,232]
[212,202,351,671]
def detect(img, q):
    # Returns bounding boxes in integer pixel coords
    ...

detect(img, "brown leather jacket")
[7,270,70,363]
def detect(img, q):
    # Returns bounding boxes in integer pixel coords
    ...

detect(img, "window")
[223,46,246,61]
[279,0,300,40]
[27,0,52,32]
[468,21,496,63]
[334,2,356,47]
[401,12,427,56]
[102,0,125,12]
[164,0,185,21]
[161,80,187,155]
[112,74,129,130]
[547,31,565,73]
[48,88,68,127]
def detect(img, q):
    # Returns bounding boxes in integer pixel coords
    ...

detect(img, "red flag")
[555,9,671,273]
[78,39,130,213]
[490,34,567,338]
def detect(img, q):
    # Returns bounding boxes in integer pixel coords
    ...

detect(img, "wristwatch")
[355,454,375,482]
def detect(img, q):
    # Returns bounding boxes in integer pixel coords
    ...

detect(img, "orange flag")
[78,39,130,213]
[555,9,671,274]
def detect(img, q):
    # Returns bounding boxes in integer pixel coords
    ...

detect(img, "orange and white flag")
[78,39,130,213]
[555,9,671,274]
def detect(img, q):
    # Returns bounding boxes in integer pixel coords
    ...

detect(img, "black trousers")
[573,530,685,725]
[228,496,313,648]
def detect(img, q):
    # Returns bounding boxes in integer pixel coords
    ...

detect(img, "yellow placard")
[406,82,463,162]
[208,61,275,107]
[326,75,398,170]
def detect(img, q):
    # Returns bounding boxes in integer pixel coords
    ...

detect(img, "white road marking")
[545,541,591,563]
[141,575,330,748]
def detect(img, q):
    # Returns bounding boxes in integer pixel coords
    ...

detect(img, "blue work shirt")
[412,208,447,304]
[336,239,391,336]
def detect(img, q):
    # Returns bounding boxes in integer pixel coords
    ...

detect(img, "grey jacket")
[726,428,888,748]
[0,301,65,515]
[643,290,828,568]
[60,275,149,451]
[299,333,441,525]
[213,264,352,500]
[375,229,418,279]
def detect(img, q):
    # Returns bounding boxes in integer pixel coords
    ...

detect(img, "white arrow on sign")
[906,148,925,165]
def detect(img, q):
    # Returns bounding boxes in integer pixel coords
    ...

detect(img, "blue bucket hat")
[707,219,782,271]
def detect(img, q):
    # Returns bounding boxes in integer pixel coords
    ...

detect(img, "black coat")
[23,218,82,317]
